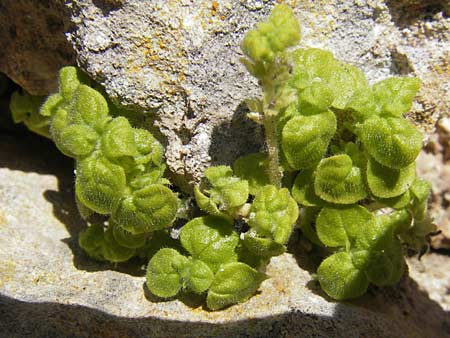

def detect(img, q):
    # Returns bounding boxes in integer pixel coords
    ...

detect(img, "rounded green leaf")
[101,225,135,263]
[75,154,126,214]
[289,48,335,91]
[372,77,420,117]
[50,107,70,143]
[146,248,190,298]
[298,81,334,111]
[347,89,379,122]
[364,251,393,287]
[317,251,369,300]
[365,238,405,286]
[111,221,148,249]
[359,116,422,169]
[233,153,271,195]
[241,230,286,257]
[58,124,98,158]
[281,110,336,169]
[327,61,368,110]
[314,154,367,204]
[179,216,239,272]
[292,169,325,207]
[71,84,109,131]
[184,259,214,294]
[112,184,178,234]
[129,167,167,191]
[248,186,299,244]
[367,158,416,198]
[101,117,138,162]
[316,205,375,249]
[206,262,267,310]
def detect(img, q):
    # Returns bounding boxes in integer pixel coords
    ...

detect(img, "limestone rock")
[0,0,75,95]
[1,132,449,338]
[65,0,449,189]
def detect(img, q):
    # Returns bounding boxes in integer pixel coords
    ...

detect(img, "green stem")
[263,110,282,188]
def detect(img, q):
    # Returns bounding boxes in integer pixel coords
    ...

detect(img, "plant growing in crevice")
[10,3,436,310]
[236,4,435,300]
[12,66,179,264]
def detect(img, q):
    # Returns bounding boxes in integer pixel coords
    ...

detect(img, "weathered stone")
[1,133,449,338]
[0,0,75,95]
[64,0,449,189]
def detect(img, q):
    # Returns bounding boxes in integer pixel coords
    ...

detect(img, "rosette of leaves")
[315,206,407,299]
[145,215,267,310]
[14,66,179,263]
[145,165,299,309]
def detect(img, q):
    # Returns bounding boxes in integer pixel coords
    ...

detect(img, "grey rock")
[0,134,449,338]
[65,0,449,189]
[0,0,75,95]
[1,0,448,189]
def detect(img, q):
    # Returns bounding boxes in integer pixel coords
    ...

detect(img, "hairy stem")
[263,110,282,188]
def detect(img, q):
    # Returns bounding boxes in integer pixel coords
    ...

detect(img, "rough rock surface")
[0,0,75,95]
[417,117,450,249]
[64,0,449,189]
[1,132,449,338]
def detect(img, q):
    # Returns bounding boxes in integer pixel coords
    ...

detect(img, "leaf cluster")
[239,5,435,300]
[146,165,298,310]
[21,67,179,263]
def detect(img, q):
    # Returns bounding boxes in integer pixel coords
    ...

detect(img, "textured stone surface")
[1,133,449,338]
[0,0,75,95]
[417,117,450,250]
[64,0,449,189]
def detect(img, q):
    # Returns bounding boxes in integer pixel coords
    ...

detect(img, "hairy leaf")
[180,216,239,272]
[146,248,190,298]
[233,153,271,195]
[359,116,422,169]
[112,184,178,234]
[316,205,375,249]
[184,259,214,294]
[372,77,420,117]
[317,252,369,300]
[367,158,416,198]
[291,169,325,207]
[281,110,336,169]
[206,262,267,310]
[248,185,299,244]
[314,154,367,204]
[75,153,126,214]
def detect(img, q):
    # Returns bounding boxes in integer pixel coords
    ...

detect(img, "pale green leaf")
[206,262,267,310]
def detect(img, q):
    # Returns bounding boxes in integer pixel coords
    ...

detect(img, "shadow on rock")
[386,0,449,29]
[209,101,264,167]
[43,181,145,278]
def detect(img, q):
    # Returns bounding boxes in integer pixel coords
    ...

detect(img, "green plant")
[146,165,298,310]
[10,4,435,310]
[9,91,50,138]
[12,66,179,263]
[237,4,434,300]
